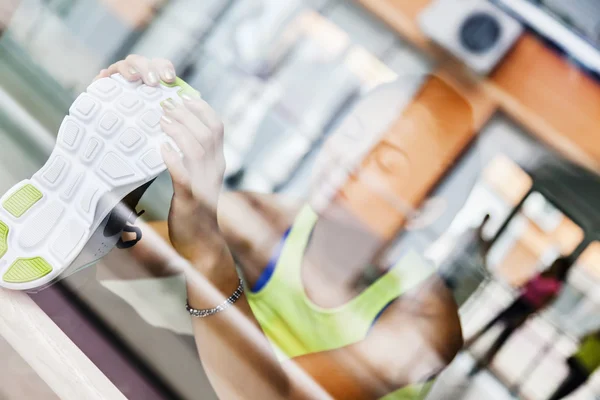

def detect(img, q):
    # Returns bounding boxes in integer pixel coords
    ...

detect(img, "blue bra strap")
[251,228,291,293]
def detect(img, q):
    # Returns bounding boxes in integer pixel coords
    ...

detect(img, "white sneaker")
[0,74,196,291]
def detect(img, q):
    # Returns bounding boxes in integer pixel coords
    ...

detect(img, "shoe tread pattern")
[0,74,191,290]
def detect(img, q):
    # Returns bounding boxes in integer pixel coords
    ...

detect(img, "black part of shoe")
[225,168,245,188]
[116,224,143,249]
[103,179,155,238]
[467,362,483,378]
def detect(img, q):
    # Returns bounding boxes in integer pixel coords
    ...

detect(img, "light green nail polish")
[161,99,176,110]
[165,69,176,81]
[147,71,158,85]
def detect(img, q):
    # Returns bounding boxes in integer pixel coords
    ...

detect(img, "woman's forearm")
[186,241,291,399]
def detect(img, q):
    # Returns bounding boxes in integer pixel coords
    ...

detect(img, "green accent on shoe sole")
[0,222,7,259]
[160,77,200,98]
[3,184,43,218]
[4,257,53,283]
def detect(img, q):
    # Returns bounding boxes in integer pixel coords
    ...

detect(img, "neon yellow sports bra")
[246,205,436,399]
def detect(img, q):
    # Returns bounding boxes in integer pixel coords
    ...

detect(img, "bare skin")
[134,192,463,399]
[95,57,464,399]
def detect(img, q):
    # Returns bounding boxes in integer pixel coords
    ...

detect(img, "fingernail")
[161,99,176,110]
[128,67,138,75]
[161,115,173,124]
[147,71,158,85]
[164,69,176,81]
[181,92,200,101]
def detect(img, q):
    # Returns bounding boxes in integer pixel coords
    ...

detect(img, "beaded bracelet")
[185,279,244,318]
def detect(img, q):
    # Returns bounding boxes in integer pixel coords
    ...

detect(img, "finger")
[180,97,224,168]
[181,96,224,138]
[152,58,177,83]
[125,54,159,86]
[96,61,136,82]
[104,62,123,77]
[113,60,141,81]
[162,100,212,148]
[93,69,110,82]
[160,115,204,164]
[181,97,226,184]
[161,142,190,194]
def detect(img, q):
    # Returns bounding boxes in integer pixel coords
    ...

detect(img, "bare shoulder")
[351,275,463,387]
[374,275,463,363]
[306,275,463,394]
[219,191,302,232]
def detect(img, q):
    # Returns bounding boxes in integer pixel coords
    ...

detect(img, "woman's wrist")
[200,242,240,290]
[186,236,241,309]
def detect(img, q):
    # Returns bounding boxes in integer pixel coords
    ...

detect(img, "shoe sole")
[0,74,195,291]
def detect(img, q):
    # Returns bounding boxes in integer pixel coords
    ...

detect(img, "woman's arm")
[178,193,306,399]
[117,191,300,280]
[185,240,290,399]
[129,194,330,399]
[94,57,325,399]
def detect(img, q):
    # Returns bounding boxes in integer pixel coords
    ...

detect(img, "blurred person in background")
[547,328,600,400]
[94,55,472,399]
[465,256,573,376]
[438,213,492,295]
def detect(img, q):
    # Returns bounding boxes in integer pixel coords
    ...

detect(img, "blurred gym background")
[1,0,599,399]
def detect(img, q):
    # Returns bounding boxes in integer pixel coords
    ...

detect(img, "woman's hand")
[95,58,295,400]
[160,93,227,266]
[94,54,177,85]
[96,56,228,269]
